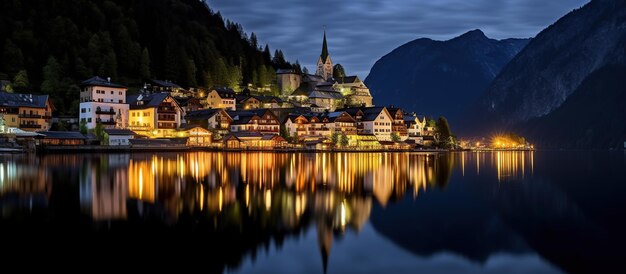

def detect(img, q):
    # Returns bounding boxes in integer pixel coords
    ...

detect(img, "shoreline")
[32,145,450,154]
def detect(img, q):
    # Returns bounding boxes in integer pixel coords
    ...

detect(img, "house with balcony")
[79,76,129,129]
[126,93,184,138]
[339,107,393,141]
[324,111,357,136]
[387,107,408,141]
[0,91,54,132]
[185,108,233,136]
[283,114,310,140]
[228,109,280,135]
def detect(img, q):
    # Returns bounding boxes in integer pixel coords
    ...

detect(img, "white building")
[104,129,136,146]
[79,76,129,129]
[342,107,393,141]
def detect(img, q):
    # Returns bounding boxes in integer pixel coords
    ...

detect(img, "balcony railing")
[20,123,41,129]
[157,116,176,121]
[18,113,41,118]
[96,108,116,115]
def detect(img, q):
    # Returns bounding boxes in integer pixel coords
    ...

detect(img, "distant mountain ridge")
[473,0,626,126]
[466,0,626,148]
[365,30,529,124]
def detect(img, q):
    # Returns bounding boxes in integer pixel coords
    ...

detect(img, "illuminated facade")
[127,93,184,137]
[79,76,129,129]
[205,87,236,110]
[0,91,54,131]
[229,109,280,134]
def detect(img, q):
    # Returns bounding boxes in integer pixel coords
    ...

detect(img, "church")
[277,31,374,111]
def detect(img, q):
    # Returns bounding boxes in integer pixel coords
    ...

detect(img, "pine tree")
[140,48,151,80]
[1,39,24,75]
[186,59,198,87]
[41,56,62,95]
[263,44,271,64]
[13,70,30,92]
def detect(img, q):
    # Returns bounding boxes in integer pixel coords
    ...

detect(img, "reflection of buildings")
[1,151,462,272]
[0,156,50,208]
[80,154,129,220]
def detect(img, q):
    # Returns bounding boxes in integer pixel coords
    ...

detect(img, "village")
[0,32,442,152]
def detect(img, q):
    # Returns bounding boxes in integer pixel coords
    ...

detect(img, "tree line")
[0,0,297,114]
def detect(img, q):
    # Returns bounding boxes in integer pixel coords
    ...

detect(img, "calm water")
[1,151,625,273]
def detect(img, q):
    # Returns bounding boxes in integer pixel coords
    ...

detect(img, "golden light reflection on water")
[0,151,538,220]
[0,151,538,268]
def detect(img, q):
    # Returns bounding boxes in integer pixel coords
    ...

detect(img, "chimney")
[107,77,111,82]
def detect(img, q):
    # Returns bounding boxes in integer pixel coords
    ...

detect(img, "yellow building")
[0,92,53,131]
[127,93,184,138]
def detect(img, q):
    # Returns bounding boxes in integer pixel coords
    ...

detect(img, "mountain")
[521,65,626,149]
[0,0,291,115]
[364,30,529,124]
[472,0,626,132]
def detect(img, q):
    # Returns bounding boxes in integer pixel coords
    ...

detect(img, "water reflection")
[0,151,625,274]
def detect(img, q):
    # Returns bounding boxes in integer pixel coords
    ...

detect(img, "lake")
[0,151,625,273]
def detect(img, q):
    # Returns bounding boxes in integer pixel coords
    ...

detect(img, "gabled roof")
[335,76,360,84]
[337,106,388,121]
[186,108,230,120]
[253,95,283,104]
[337,107,363,117]
[0,92,50,108]
[81,76,127,89]
[324,111,356,123]
[302,74,326,83]
[150,79,182,89]
[361,107,389,121]
[228,109,276,125]
[211,87,236,98]
[284,114,307,124]
[308,90,343,99]
[126,93,172,110]
[387,107,403,115]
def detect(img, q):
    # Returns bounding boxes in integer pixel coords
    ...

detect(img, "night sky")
[209,0,589,79]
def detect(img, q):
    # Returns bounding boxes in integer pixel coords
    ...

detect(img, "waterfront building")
[78,76,129,129]
[387,107,408,141]
[0,91,53,131]
[103,129,136,146]
[228,109,280,135]
[127,92,184,138]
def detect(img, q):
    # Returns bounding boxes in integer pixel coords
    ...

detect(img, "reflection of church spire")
[317,223,332,274]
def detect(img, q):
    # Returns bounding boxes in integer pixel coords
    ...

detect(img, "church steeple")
[316,28,333,80]
[321,30,329,63]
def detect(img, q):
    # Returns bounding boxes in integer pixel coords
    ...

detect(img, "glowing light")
[265,189,271,211]
[340,200,346,228]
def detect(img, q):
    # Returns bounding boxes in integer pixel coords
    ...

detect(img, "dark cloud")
[208,0,589,78]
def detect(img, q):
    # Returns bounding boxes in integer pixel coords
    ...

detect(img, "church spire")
[321,29,329,63]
